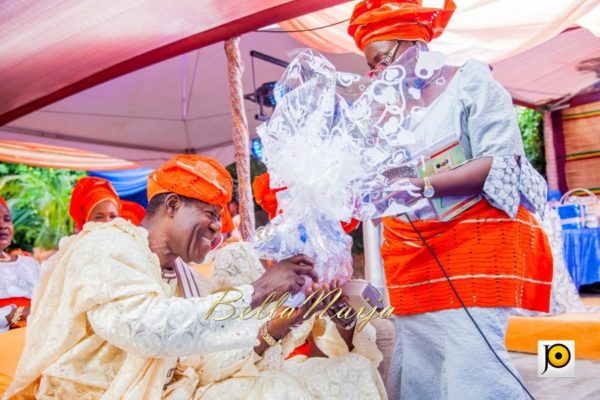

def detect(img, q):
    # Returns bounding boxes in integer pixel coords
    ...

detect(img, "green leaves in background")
[226,158,270,227]
[0,163,84,251]
[517,106,546,178]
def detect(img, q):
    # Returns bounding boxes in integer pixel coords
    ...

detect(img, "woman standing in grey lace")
[348,1,553,399]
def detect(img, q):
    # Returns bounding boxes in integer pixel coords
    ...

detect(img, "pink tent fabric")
[1,30,364,169]
[1,0,598,169]
[0,0,347,125]
[492,28,600,108]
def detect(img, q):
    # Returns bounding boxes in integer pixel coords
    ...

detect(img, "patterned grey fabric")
[483,156,522,217]
[483,156,548,218]
[518,158,548,217]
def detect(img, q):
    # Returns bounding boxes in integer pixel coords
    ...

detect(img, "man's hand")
[324,279,356,350]
[315,280,352,326]
[254,283,324,356]
[251,255,317,308]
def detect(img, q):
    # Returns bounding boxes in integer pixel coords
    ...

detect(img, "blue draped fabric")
[562,227,600,288]
[88,167,152,207]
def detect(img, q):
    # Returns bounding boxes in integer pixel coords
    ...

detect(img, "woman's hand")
[324,279,356,350]
[254,284,324,356]
[408,156,493,198]
[268,283,324,339]
[6,306,30,329]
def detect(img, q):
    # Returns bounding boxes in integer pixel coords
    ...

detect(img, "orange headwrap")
[147,155,234,230]
[348,0,456,50]
[220,206,234,234]
[253,172,360,233]
[120,200,146,226]
[69,177,121,230]
[0,196,8,210]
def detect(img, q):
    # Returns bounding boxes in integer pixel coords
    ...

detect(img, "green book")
[414,136,480,221]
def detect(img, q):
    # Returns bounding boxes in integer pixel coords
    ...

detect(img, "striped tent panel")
[561,101,600,192]
[0,140,138,171]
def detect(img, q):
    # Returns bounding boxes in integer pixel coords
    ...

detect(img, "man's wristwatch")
[423,176,435,198]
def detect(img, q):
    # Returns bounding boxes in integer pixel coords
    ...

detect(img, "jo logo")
[537,340,575,377]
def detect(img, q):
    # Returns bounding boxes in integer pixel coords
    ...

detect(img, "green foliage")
[226,158,269,227]
[0,163,84,250]
[226,157,267,199]
[517,107,546,177]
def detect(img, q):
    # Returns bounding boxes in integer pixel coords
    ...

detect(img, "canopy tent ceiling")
[1,32,363,168]
[0,0,347,125]
[492,27,600,108]
[1,0,599,169]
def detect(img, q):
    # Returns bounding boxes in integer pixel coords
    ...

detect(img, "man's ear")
[164,193,183,218]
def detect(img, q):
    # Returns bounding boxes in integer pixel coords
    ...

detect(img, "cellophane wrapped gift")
[253,44,454,303]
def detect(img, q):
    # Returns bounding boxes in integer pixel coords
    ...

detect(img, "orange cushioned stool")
[0,328,26,397]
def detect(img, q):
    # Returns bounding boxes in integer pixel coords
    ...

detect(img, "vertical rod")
[363,219,389,306]
[225,37,255,240]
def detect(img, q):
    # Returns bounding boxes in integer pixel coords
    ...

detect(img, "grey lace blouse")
[407,58,547,220]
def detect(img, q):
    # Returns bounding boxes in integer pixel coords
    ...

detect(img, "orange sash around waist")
[0,298,31,329]
[0,298,30,309]
[382,200,553,315]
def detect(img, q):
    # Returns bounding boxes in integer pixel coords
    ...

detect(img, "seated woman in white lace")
[0,196,41,333]
[173,242,387,400]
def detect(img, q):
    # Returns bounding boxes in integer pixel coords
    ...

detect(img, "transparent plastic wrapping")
[253,44,454,296]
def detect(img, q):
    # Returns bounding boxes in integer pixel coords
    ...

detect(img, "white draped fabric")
[280,0,600,65]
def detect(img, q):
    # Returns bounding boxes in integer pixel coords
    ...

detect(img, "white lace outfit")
[0,256,40,332]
